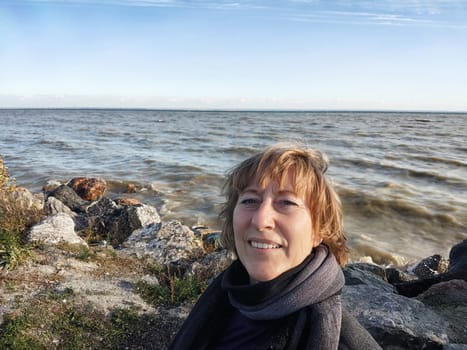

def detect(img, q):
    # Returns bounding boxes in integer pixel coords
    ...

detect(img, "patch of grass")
[46,287,75,301]
[0,290,160,350]
[0,229,30,269]
[145,261,166,275]
[0,313,40,350]
[55,242,95,262]
[110,308,141,335]
[136,266,206,307]
[76,245,93,261]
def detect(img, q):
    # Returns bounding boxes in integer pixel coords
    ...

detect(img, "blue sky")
[1,0,466,111]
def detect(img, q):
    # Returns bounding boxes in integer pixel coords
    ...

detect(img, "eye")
[280,199,298,206]
[239,197,261,208]
[275,197,300,212]
[241,198,258,205]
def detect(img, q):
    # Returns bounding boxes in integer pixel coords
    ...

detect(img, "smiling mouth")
[249,240,282,249]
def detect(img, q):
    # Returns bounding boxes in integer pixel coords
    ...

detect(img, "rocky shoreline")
[1,177,466,349]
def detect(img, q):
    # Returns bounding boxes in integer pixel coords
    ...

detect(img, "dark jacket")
[169,271,382,350]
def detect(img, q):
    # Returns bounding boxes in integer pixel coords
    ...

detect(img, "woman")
[169,143,381,350]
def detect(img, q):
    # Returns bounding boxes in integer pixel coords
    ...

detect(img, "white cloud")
[354,0,466,15]
[2,0,178,7]
[5,0,256,8]
[286,10,447,27]
[280,1,467,28]
[6,0,467,18]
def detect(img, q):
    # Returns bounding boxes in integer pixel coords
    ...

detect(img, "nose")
[251,200,276,231]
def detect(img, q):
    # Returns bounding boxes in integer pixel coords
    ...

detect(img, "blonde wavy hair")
[219,142,348,266]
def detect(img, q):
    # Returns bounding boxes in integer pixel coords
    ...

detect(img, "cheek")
[232,209,247,253]
[296,216,315,246]
[232,206,240,229]
[233,206,247,229]
[309,219,321,247]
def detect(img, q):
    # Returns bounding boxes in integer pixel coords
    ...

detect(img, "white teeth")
[250,241,281,249]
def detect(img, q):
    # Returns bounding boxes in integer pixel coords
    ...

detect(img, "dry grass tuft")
[0,155,44,269]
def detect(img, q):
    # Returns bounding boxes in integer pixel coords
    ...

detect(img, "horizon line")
[0,107,466,114]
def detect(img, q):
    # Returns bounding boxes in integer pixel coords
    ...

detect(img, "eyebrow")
[241,187,297,196]
[239,188,260,195]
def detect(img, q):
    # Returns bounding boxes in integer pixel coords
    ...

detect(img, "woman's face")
[233,172,320,283]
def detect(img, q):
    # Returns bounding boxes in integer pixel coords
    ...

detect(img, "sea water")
[1,109,466,265]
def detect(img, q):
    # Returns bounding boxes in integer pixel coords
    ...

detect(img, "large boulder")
[49,194,162,247]
[78,196,120,232]
[93,202,162,247]
[68,177,107,201]
[343,284,449,349]
[45,196,76,217]
[9,186,44,213]
[27,212,87,246]
[49,184,88,213]
[343,263,396,294]
[411,254,449,279]
[122,220,204,266]
[394,239,467,297]
[43,178,161,247]
[343,244,467,350]
[416,279,467,344]
[448,240,467,279]
[187,249,235,282]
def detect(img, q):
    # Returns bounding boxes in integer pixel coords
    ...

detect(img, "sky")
[1,0,467,111]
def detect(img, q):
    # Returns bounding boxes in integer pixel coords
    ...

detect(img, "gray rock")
[27,212,87,246]
[443,345,467,350]
[122,220,203,266]
[343,264,396,293]
[417,279,467,344]
[448,240,467,279]
[72,197,119,232]
[350,262,387,279]
[411,254,449,278]
[45,196,76,217]
[9,187,44,212]
[129,204,161,228]
[343,284,449,349]
[102,204,161,247]
[188,250,235,282]
[85,196,119,216]
[75,199,161,247]
[385,267,417,284]
[49,184,88,212]
[394,239,467,297]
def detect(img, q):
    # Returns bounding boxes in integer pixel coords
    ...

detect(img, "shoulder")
[339,308,382,350]
[168,272,231,350]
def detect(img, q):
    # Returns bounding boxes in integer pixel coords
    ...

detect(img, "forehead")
[257,167,300,189]
[243,180,294,193]
[239,178,309,206]
[235,161,310,196]
[244,171,304,196]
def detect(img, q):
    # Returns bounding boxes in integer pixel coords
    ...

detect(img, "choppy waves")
[1,109,466,263]
[339,187,463,227]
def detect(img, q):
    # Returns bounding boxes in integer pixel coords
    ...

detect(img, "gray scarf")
[223,244,345,350]
[169,244,347,350]
[226,244,345,320]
